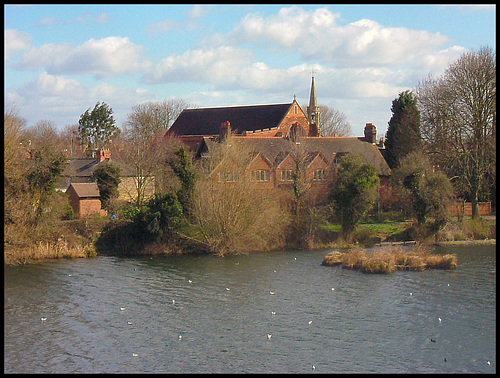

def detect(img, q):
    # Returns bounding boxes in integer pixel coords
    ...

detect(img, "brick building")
[66,182,107,218]
[167,76,390,203]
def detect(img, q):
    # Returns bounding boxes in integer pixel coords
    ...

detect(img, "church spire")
[307,71,320,130]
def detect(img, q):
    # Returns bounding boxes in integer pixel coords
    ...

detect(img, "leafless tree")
[116,99,193,206]
[318,105,352,137]
[416,46,496,218]
[186,134,290,255]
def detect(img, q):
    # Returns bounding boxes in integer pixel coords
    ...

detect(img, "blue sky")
[4,4,496,138]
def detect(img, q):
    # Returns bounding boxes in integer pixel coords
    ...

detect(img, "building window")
[313,168,327,181]
[251,169,270,182]
[219,171,239,182]
[281,169,294,182]
[294,105,298,114]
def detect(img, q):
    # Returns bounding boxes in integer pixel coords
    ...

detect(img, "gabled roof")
[69,183,101,198]
[168,103,294,136]
[200,136,391,176]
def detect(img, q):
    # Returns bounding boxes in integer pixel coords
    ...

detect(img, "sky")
[4,4,496,138]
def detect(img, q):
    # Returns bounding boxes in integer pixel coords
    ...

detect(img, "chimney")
[97,149,111,162]
[364,123,377,144]
[220,121,231,141]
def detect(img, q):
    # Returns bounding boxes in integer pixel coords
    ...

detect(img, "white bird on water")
[178,335,183,340]
[438,317,442,323]
[271,311,276,316]
[120,307,126,311]
[267,334,272,339]
[188,280,192,283]
[269,291,275,295]
[308,320,313,325]
[127,321,133,325]
[132,353,138,357]
[172,299,175,304]
[40,317,47,321]
[312,365,316,371]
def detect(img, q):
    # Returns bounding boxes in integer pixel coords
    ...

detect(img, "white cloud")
[143,46,254,85]
[4,29,32,61]
[147,18,179,35]
[5,72,154,128]
[37,16,59,27]
[96,13,110,24]
[18,36,152,78]
[226,7,452,69]
[188,5,210,20]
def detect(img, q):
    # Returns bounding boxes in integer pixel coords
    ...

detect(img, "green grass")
[319,221,406,238]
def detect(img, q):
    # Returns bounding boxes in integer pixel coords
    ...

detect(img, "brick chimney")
[364,123,377,144]
[220,121,231,141]
[97,149,111,162]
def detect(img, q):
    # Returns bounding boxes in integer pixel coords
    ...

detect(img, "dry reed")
[4,237,93,265]
[322,244,457,274]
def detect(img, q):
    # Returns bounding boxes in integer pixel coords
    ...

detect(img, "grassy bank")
[317,216,495,248]
[5,214,495,264]
[4,218,104,265]
[322,244,458,274]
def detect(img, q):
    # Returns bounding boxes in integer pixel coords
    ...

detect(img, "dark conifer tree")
[384,90,422,169]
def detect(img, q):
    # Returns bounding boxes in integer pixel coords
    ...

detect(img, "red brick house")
[67,182,107,218]
[166,76,391,203]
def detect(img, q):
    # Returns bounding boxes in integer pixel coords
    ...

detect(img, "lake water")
[4,244,496,373]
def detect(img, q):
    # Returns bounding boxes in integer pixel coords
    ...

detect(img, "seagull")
[430,339,436,343]
[410,293,413,296]
[332,288,335,291]
[438,317,442,323]
[68,274,72,277]
[188,280,192,283]
[178,335,183,340]
[312,365,316,371]
[267,334,272,339]
[132,353,139,357]
[294,257,297,261]
[127,321,133,325]
[269,291,275,295]
[487,361,491,365]
[172,299,175,304]
[308,321,313,325]
[271,311,276,316]
[40,317,47,321]
[226,287,230,291]
[120,307,126,311]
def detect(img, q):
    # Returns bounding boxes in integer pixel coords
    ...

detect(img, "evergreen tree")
[384,90,422,169]
[168,146,196,217]
[78,102,118,151]
[92,163,121,210]
[329,154,380,240]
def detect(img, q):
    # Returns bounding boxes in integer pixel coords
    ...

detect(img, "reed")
[322,244,457,274]
[5,237,92,265]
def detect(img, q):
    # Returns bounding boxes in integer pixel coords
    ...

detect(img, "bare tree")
[59,124,85,158]
[416,46,496,218]
[126,99,193,135]
[117,99,193,206]
[186,134,290,255]
[318,105,352,137]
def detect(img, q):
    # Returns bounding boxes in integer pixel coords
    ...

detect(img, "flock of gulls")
[41,259,493,371]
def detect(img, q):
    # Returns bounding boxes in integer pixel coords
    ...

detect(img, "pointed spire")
[307,71,320,129]
[308,74,318,110]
